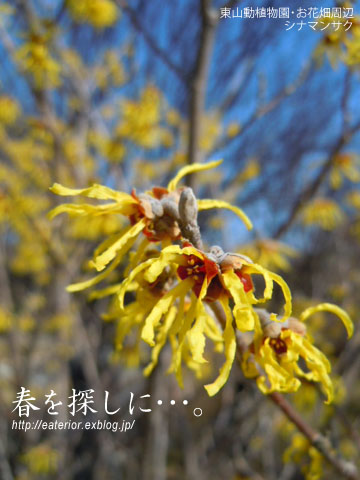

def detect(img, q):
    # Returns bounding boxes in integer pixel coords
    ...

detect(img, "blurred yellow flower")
[199,113,222,153]
[67,0,118,28]
[0,307,11,333]
[226,122,241,138]
[239,238,297,272]
[346,189,360,209]
[330,153,360,189]
[236,158,260,184]
[95,51,126,89]
[345,22,360,67]
[16,34,61,88]
[283,433,324,480]
[21,444,59,475]
[0,96,20,125]
[167,109,182,127]
[117,86,173,149]
[302,198,344,230]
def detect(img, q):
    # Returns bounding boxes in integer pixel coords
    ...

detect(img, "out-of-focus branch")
[273,69,357,239]
[211,60,312,156]
[222,0,241,10]
[115,0,187,85]
[141,350,170,480]
[0,424,14,480]
[270,392,359,480]
[273,120,360,239]
[186,0,218,188]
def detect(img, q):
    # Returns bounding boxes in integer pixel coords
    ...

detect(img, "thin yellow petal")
[144,306,177,376]
[171,293,198,388]
[258,341,300,394]
[141,278,194,347]
[222,270,255,331]
[204,298,236,396]
[92,219,146,271]
[197,199,252,230]
[290,333,334,403]
[117,257,158,308]
[144,252,183,283]
[300,303,353,339]
[67,254,123,292]
[245,262,292,322]
[268,271,292,322]
[67,223,145,292]
[48,202,135,220]
[49,183,136,203]
[241,262,274,303]
[124,237,150,277]
[187,302,208,364]
[167,159,223,191]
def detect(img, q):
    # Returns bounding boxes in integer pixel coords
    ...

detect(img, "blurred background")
[0,0,360,479]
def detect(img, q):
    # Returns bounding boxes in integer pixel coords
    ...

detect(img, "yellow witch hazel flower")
[114,242,292,396]
[49,160,252,293]
[242,304,353,403]
[50,160,353,400]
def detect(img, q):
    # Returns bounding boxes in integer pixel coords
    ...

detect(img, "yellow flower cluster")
[16,34,61,89]
[66,0,118,29]
[21,444,58,475]
[330,153,360,189]
[239,238,297,272]
[116,86,173,149]
[284,433,324,480]
[302,197,344,230]
[242,305,352,403]
[0,96,20,125]
[50,161,353,400]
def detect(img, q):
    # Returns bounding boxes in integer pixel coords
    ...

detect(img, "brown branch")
[270,392,359,480]
[211,60,312,156]
[273,120,360,239]
[0,425,14,480]
[273,70,358,239]
[115,0,187,85]
[186,0,218,188]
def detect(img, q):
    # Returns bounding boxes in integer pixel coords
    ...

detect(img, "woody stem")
[209,300,359,480]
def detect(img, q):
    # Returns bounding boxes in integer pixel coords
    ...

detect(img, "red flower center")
[235,270,253,293]
[269,337,287,355]
[177,253,220,300]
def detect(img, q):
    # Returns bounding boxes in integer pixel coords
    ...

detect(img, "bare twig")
[270,392,359,480]
[186,0,218,187]
[115,0,187,85]
[211,61,312,156]
[273,69,358,239]
[273,120,360,239]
